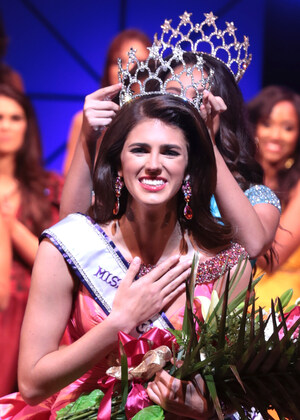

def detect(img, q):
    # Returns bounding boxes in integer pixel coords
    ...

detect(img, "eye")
[130,146,148,154]
[162,148,180,156]
[261,120,271,128]
[284,125,296,132]
[11,115,24,122]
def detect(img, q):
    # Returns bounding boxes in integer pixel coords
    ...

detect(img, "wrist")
[108,310,136,335]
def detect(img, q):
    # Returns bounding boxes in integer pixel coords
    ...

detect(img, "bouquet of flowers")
[56,257,300,420]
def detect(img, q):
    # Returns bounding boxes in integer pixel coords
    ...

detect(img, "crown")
[171,11,252,82]
[118,12,251,109]
[157,11,252,82]
[118,16,216,111]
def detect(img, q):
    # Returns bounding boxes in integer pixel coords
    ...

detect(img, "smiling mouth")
[264,142,282,153]
[139,178,166,190]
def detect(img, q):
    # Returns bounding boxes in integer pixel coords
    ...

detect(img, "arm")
[59,84,122,219]
[214,148,280,258]
[257,180,300,272]
[200,91,280,259]
[63,111,83,176]
[18,241,191,405]
[10,220,39,266]
[1,196,39,266]
[0,213,12,310]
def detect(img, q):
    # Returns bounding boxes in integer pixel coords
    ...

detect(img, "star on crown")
[118,11,251,109]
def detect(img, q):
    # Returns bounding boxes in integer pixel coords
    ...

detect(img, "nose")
[268,125,282,141]
[0,117,10,130]
[145,150,162,174]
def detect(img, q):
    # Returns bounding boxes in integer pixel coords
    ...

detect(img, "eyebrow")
[128,142,183,150]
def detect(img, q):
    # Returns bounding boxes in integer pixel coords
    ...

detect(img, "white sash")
[42,213,174,336]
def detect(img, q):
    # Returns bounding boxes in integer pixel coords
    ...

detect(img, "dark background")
[1,0,299,174]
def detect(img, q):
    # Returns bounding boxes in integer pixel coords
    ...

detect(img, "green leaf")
[204,374,223,420]
[217,270,230,354]
[120,341,129,410]
[131,405,165,420]
[276,289,293,311]
[56,389,104,419]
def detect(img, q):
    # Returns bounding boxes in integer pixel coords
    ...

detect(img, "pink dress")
[0,214,247,419]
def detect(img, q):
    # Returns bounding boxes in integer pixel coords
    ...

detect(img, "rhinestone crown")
[185,11,252,82]
[118,13,216,111]
[118,11,252,110]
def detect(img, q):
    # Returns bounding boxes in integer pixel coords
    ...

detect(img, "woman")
[0,84,63,396]
[0,93,251,419]
[63,28,151,175]
[248,85,300,307]
[160,51,281,260]
[60,13,281,262]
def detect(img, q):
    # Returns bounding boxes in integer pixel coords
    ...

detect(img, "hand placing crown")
[118,11,252,111]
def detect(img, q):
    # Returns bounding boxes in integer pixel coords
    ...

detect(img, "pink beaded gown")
[0,213,248,419]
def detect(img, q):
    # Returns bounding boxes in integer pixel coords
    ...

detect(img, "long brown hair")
[0,84,59,235]
[91,94,233,250]
[159,52,263,190]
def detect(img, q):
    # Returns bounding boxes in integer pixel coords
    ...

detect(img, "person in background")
[63,28,151,175]
[248,85,300,307]
[160,51,281,260]
[0,84,64,396]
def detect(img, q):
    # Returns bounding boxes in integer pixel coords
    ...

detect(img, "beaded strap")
[196,243,248,285]
[137,263,155,278]
[244,184,281,213]
[135,243,248,284]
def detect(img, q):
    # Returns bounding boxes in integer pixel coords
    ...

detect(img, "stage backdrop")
[1,0,265,173]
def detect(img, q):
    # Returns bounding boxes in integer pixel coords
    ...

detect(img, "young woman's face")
[0,95,27,156]
[256,100,299,167]
[119,118,188,209]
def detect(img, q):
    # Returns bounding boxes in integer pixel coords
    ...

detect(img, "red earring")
[182,175,193,220]
[113,176,124,215]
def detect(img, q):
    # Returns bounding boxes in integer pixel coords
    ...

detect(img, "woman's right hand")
[81,83,122,140]
[111,255,191,332]
[147,370,213,419]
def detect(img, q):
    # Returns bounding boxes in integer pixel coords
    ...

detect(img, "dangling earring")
[182,175,193,220]
[113,176,124,215]
[284,157,295,170]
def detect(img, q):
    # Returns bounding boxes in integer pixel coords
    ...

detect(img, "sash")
[42,213,174,337]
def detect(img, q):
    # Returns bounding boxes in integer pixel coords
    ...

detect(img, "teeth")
[141,179,165,186]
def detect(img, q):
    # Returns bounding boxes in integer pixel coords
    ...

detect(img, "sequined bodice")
[137,242,248,284]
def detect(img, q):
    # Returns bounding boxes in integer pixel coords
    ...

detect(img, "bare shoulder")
[31,238,75,295]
